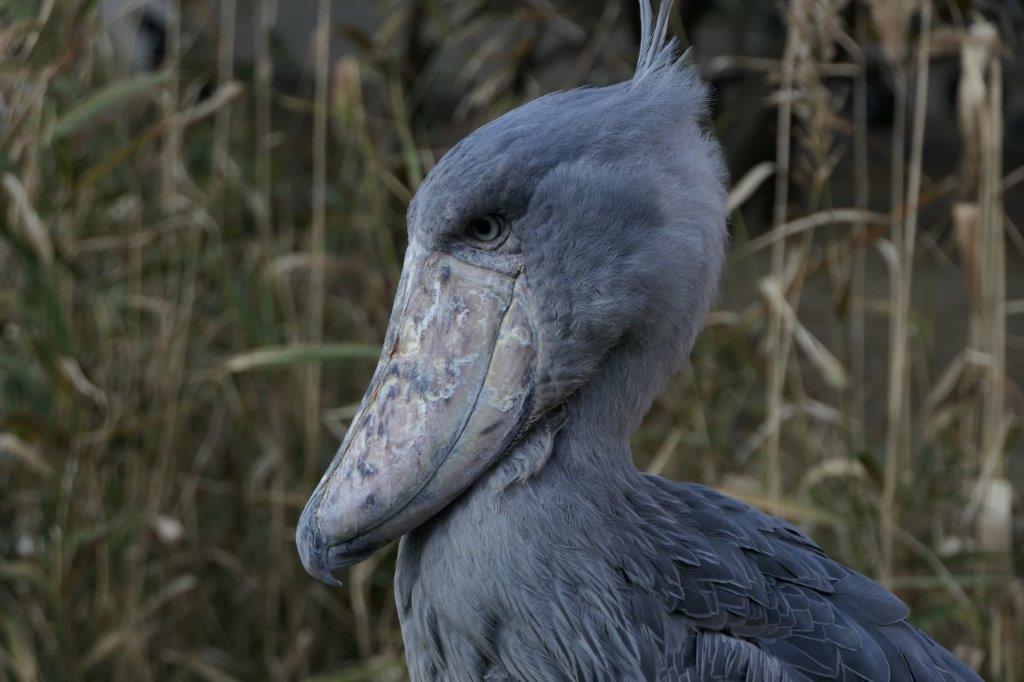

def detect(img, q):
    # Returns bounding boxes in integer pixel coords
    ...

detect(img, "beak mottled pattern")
[296,243,536,583]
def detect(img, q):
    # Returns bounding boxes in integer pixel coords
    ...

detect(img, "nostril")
[295,504,342,586]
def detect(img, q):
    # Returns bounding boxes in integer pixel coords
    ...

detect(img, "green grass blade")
[51,71,169,141]
[223,343,380,374]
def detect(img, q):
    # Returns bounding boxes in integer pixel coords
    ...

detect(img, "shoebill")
[296,2,981,679]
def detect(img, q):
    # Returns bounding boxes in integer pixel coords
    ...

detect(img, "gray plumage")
[298,2,981,679]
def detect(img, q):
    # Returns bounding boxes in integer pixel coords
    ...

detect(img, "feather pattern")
[634,0,681,83]
[397,469,981,681]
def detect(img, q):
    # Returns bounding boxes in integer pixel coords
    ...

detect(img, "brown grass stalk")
[880,0,930,588]
[159,1,181,209]
[254,0,276,245]
[959,21,1016,678]
[764,12,797,504]
[306,0,330,481]
[850,3,870,452]
[213,0,236,183]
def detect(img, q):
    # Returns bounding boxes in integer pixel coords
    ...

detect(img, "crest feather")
[633,0,687,83]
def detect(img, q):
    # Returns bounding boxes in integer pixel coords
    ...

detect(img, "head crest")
[633,0,688,84]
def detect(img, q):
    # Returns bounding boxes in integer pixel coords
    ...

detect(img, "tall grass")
[1,1,1020,679]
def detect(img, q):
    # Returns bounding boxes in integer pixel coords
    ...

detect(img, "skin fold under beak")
[296,244,535,584]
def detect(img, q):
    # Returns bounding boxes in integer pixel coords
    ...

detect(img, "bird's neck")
[394,330,688,677]
[562,325,685,454]
[395,401,669,679]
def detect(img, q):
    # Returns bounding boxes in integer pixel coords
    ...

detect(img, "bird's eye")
[464,215,505,245]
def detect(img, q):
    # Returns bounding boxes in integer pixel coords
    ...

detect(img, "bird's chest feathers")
[393,485,666,681]
[394,521,518,680]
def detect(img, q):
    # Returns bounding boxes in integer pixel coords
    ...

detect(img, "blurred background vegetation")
[1,0,1023,679]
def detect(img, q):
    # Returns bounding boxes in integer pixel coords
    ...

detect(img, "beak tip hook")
[296,506,344,587]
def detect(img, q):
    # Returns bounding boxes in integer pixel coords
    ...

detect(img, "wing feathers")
[636,479,980,680]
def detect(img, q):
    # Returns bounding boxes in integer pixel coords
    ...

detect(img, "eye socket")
[463,215,506,245]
